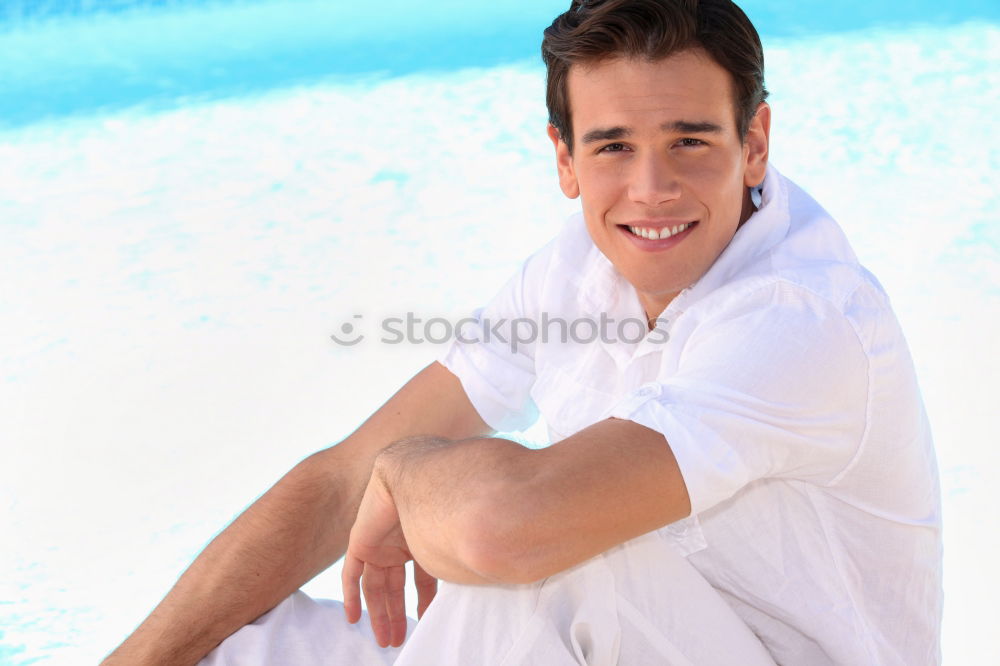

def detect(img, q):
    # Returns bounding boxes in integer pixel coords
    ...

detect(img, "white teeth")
[628,223,693,240]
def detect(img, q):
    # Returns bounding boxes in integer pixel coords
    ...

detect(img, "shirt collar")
[577,243,632,317]
[665,162,790,317]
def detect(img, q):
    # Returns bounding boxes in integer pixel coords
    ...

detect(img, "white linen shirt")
[437,164,943,665]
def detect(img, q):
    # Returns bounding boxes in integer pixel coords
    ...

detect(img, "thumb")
[413,562,438,619]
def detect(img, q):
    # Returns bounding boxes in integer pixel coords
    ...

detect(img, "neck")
[640,295,675,331]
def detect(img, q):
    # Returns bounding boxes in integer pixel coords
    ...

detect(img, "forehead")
[566,49,737,136]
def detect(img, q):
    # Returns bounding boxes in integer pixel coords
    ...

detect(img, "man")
[104,1,942,664]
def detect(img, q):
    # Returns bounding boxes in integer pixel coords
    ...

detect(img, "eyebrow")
[662,120,724,134]
[581,126,631,144]
[580,120,725,145]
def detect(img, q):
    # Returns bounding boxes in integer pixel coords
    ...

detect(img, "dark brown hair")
[542,0,768,150]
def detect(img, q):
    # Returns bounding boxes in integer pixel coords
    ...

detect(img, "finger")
[385,565,408,647]
[414,562,438,619]
[361,564,391,647]
[342,552,365,624]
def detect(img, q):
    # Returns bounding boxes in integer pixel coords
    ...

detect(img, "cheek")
[584,215,611,247]
[579,173,620,218]
[686,149,742,183]
[690,155,745,212]
[580,160,626,191]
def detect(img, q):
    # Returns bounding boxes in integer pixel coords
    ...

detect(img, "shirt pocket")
[529,364,618,443]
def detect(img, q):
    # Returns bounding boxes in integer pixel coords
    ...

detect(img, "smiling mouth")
[621,221,698,240]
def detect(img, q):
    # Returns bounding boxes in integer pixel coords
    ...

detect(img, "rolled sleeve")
[610,282,870,515]
[437,310,539,432]
[436,238,561,433]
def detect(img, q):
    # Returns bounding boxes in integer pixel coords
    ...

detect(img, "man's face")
[549,49,769,321]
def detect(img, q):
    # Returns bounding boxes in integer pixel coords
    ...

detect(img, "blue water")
[1,1,998,665]
[2,0,999,129]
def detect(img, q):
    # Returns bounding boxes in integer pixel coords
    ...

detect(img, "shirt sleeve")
[436,239,558,433]
[609,281,870,515]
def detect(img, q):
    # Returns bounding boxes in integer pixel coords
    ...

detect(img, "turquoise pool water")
[2,0,999,128]
[1,1,998,664]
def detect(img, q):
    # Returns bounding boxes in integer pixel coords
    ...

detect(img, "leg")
[394,529,776,666]
[198,591,413,666]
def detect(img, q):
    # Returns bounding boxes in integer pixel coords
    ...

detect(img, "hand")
[342,471,438,647]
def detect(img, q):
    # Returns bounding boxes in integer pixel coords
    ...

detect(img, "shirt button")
[666,522,688,537]
[636,383,661,398]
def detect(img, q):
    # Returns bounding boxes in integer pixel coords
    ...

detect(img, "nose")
[627,153,682,207]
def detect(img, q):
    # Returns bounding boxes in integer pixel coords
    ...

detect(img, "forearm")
[377,419,692,586]
[375,435,535,584]
[103,448,367,666]
[103,362,491,663]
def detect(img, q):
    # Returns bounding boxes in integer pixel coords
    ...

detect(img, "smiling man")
[551,50,766,321]
[104,1,942,665]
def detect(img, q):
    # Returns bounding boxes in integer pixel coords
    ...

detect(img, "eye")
[597,142,630,153]
[677,138,706,148]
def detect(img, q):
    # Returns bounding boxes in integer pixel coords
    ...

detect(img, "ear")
[742,102,771,187]
[547,124,580,199]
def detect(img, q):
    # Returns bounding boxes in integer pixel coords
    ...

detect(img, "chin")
[623,271,688,308]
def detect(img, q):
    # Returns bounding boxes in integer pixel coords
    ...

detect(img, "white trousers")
[201,530,776,665]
